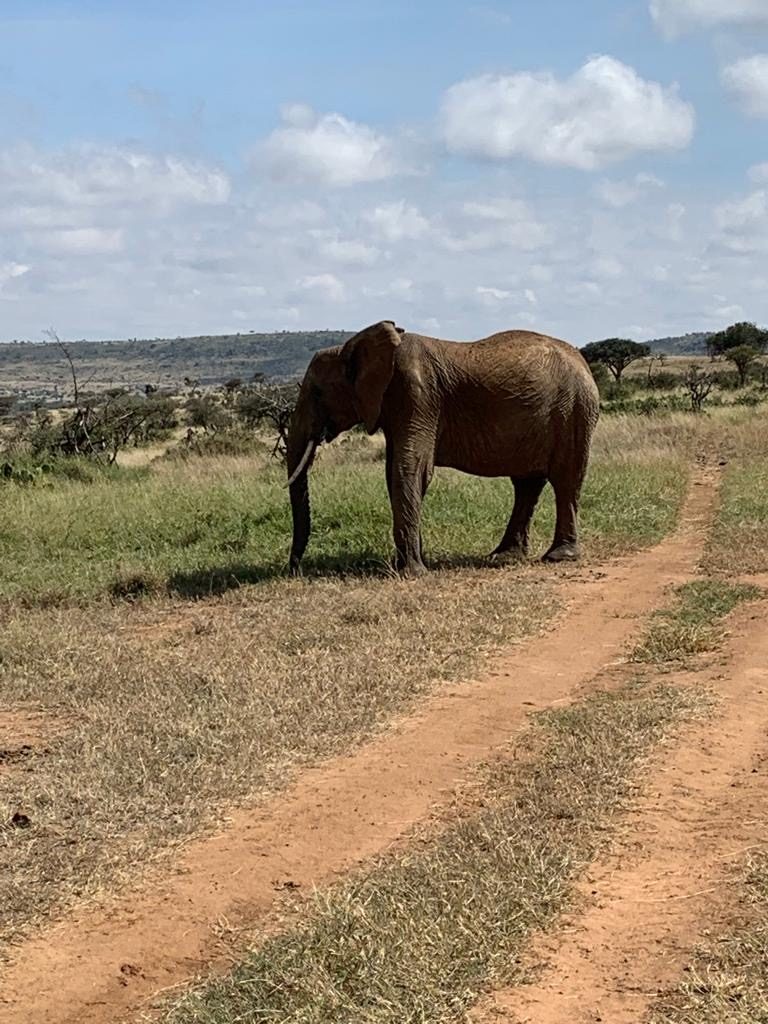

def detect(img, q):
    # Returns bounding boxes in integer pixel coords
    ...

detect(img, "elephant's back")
[425,330,598,478]
[422,331,596,405]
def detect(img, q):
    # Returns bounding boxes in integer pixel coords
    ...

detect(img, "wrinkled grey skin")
[287,321,599,578]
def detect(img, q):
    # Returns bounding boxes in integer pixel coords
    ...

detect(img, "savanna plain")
[1,369,768,1024]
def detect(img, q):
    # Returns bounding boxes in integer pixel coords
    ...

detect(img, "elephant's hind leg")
[490,475,546,562]
[543,475,581,563]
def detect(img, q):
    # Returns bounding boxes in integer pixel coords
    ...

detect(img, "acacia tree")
[683,365,715,413]
[581,338,651,381]
[708,322,768,358]
[726,345,760,388]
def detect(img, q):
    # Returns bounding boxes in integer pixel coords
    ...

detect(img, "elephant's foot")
[542,542,580,564]
[396,558,428,579]
[403,561,428,579]
[489,545,528,566]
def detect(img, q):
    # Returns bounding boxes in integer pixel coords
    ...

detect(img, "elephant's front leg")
[387,443,431,577]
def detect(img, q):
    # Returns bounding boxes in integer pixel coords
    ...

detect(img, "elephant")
[286,321,599,578]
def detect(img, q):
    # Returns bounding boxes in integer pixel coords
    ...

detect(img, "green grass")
[161,681,708,1024]
[0,448,688,604]
[649,852,768,1024]
[708,456,768,576]
[631,579,762,665]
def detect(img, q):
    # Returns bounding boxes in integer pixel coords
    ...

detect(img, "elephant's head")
[286,320,403,574]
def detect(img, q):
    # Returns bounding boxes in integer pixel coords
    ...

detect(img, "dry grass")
[0,567,556,952]
[161,680,709,1024]
[592,405,768,464]
[649,852,768,1024]
[707,455,768,576]
[631,580,762,665]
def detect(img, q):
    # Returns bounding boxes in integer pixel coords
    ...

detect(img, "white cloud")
[592,256,624,279]
[416,316,442,335]
[749,162,768,183]
[440,56,694,170]
[365,200,430,241]
[252,200,327,228]
[529,264,553,284]
[297,273,346,302]
[722,56,768,117]
[318,237,380,267]
[36,228,124,255]
[363,277,416,300]
[524,288,538,305]
[0,261,30,283]
[442,197,550,251]
[596,172,665,208]
[264,104,411,186]
[476,285,512,303]
[656,202,687,241]
[714,188,768,252]
[0,144,230,207]
[650,0,768,38]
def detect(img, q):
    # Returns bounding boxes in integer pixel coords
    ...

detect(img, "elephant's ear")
[343,321,403,434]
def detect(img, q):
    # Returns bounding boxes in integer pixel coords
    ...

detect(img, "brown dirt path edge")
[470,610,768,1023]
[0,472,717,1024]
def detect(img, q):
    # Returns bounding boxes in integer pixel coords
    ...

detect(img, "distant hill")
[0,326,715,404]
[645,331,712,356]
[0,330,351,404]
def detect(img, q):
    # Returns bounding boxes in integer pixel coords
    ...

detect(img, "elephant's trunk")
[287,431,317,575]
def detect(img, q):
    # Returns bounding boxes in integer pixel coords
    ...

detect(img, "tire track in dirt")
[470,602,768,1024]
[0,471,718,1024]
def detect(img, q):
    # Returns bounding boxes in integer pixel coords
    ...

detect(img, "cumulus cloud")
[442,197,550,251]
[440,56,694,170]
[714,188,768,252]
[0,261,30,284]
[722,56,768,117]
[476,285,512,303]
[264,104,413,186]
[650,0,768,38]
[596,172,665,208]
[0,144,230,207]
[591,256,624,279]
[363,277,417,300]
[297,272,346,303]
[35,227,124,255]
[317,237,381,267]
[364,200,430,241]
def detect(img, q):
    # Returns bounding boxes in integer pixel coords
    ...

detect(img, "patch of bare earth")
[469,599,768,1024]
[0,710,63,770]
[0,470,718,1024]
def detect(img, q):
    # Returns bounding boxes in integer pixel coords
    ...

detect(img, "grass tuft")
[631,579,761,665]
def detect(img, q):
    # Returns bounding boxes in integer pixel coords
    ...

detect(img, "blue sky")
[1,0,767,342]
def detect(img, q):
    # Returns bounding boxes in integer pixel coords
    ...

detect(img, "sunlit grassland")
[0,416,694,604]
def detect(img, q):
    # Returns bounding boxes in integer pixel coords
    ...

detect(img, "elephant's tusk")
[285,440,316,487]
